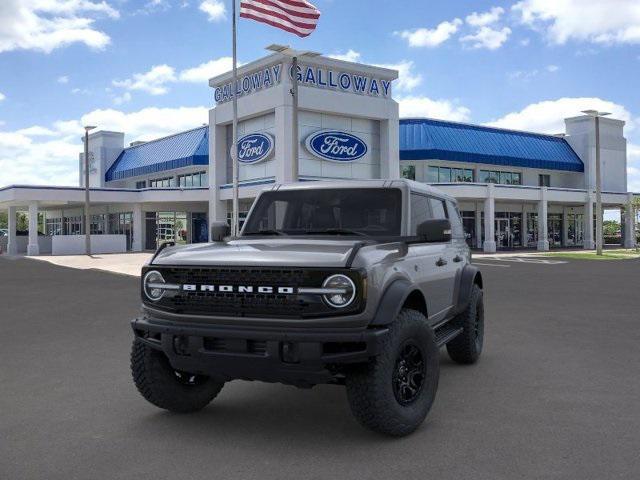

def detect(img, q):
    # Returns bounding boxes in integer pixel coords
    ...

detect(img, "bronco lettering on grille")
[182,284,296,294]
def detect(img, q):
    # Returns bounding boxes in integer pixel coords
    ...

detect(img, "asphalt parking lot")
[1,256,639,480]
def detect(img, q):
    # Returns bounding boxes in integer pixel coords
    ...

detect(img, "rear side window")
[410,193,432,234]
[429,198,448,220]
[446,200,464,239]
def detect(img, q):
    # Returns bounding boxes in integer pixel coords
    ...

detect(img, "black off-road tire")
[446,284,484,364]
[131,340,224,413]
[345,309,439,436]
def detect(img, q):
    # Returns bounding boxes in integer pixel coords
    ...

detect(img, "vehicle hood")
[151,238,364,268]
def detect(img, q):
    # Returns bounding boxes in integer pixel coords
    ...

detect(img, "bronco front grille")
[142,266,363,319]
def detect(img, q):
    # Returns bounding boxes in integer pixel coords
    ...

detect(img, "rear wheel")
[131,340,224,413]
[446,284,484,364]
[345,308,439,436]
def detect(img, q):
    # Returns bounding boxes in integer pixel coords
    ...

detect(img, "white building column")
[537,187,549,251]
[27,203,40,256]
[7,206,18,255]
[483,184,496,253]
[475,203,482,249]
[584,195,595,249]
[274,103,294,184]
[132,204,143,252]
[624,193,637,249]
[209,110,230,233]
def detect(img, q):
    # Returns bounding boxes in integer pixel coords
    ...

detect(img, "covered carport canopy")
[0,185,209,255]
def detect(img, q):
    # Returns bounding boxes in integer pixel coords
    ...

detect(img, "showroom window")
[401,165,416,180]
[178,171,208,188]
[479,170,522,185]
[427,166,473,183]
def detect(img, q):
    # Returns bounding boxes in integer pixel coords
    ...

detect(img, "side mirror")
[210,221,231,242]
[416,219,452,243]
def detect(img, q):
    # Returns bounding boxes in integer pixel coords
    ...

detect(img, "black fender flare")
[455,265,483,314]
[370,278,416,326]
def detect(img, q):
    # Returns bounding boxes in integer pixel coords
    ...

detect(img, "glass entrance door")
[496,218,512,249]
[567,214,584,247]
[548,214,563,248]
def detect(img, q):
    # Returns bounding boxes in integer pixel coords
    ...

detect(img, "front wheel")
[345,309,439,436]
[131,340,224,413]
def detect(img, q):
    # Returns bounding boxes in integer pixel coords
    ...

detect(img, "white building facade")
[0,52,637,255]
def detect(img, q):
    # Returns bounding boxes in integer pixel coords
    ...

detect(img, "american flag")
[240,0,321,38]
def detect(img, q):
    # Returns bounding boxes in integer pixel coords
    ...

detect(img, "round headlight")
[143,270,166,301]
[322,274,356,308]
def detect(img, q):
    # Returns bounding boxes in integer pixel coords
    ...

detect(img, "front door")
[495,218,512,249]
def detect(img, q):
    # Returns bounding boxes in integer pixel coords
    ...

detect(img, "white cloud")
[466,7,504,27]
[0,92,5,102]
[508,64,560,81]
[199,0,226,22]
[0,0,119,54]
[520,38,531,46]
[398,96,471,122]
[179,56,234,82]
[0,106,209,187]
[513,0,640,45]
[328,50,362,63]
[461,26,511,50]
[113,64,177,95]
[486,97,635,134]
[396,19,463,48]
[373,60,422,93]
[113,91,132,105]
[57,75,69,84]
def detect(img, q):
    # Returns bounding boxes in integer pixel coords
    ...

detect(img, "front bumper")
[131,316,389,387]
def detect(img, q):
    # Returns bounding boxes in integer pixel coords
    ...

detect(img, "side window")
[410,193,432,234]
[429,198,448,220]
[446,200,464,239]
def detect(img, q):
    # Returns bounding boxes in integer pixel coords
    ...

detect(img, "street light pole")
[582,110,610,256]
[83,125,96,255]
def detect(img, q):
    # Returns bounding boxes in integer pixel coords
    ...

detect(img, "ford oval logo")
[235,133,274,164]
[305,130,368,162]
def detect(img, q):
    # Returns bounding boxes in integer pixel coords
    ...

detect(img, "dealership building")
[0,52,637,255]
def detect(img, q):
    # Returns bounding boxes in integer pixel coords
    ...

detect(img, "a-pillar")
[537,187,550,251]
[584,194,595,249]
[132,204,143,252]
[7,206,17,255]
[27,203,40,256]
[483,184,496,253]
[624,193,637,248]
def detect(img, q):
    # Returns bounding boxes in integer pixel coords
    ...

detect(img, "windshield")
[242,188,402,237]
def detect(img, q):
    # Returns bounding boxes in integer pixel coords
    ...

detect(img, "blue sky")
[1,0,639,194]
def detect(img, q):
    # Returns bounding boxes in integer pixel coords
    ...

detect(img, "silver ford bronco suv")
[131,179,484,436]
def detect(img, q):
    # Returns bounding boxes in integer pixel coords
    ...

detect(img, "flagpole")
[291,55,299,182]
[231,0,239,236]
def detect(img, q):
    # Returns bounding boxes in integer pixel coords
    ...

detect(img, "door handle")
[453,255,463,263]
[436,258,447,267]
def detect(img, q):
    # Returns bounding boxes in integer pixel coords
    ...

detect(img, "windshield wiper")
[303,228,367,237]
[244,229,286,236]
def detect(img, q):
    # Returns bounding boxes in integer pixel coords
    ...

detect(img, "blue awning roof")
[399,118,584,172]
[105,126,209,181]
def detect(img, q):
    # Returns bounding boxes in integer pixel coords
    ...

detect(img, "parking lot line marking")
[473,262,511,267]
[485,257,568,265]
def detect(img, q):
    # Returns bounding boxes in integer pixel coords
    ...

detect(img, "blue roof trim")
[399,118,584,172]
[105,126,209,181]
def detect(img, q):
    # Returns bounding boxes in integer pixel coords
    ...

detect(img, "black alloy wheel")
[392,341,425,405]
